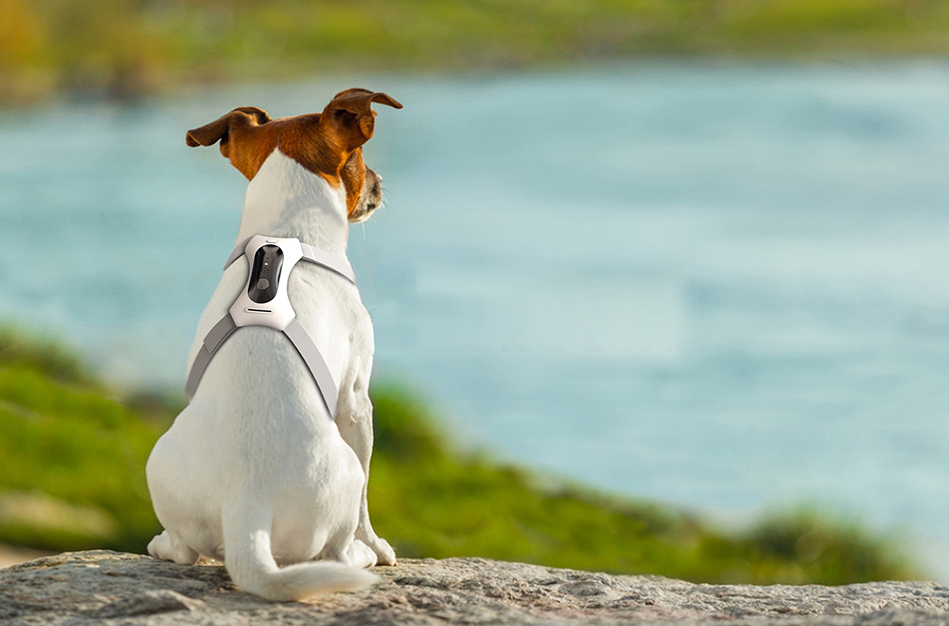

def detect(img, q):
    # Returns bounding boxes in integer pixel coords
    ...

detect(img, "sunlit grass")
[0,329,914,583]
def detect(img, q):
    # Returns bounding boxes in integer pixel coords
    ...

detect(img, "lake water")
[2,62,948,577]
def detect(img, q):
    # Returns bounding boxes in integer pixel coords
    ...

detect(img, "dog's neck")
[237,150,349,258]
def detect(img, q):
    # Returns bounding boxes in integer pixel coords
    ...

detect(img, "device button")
[256,278,270,291]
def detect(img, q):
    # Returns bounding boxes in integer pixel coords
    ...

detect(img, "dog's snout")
[349,168,384,223]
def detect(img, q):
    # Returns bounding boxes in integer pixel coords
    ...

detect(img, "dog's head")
[185,88,402,222]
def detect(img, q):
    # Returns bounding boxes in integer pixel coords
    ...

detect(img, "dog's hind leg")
[147,530,199,565]
[346,540,379,569]
[321,538,377,569]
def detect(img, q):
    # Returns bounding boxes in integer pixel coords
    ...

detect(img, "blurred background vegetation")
[0,330,916,583]
[3,0,949,102]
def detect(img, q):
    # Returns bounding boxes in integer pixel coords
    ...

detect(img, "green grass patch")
[0,330,918,583]
[3,0,949,102]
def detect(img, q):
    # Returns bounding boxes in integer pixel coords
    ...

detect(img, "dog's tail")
[223,506,377,601]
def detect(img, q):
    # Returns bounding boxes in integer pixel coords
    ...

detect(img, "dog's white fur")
[146,150,395,601]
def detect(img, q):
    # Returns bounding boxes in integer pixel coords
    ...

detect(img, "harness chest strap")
[185,236,356,418]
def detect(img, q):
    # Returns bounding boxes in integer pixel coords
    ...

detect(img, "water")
[2,62,949,576]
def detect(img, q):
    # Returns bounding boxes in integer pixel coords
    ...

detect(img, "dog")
[145,88,402,601]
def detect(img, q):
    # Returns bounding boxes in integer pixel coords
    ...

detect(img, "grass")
[3,0,949,103]
[0,328,918,584]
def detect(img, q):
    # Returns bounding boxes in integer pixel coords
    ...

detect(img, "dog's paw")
[148,530,199,565]
[366,536,396,566]
[349,539,379,569]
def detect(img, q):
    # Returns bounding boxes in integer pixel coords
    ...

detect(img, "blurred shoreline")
[4,0,949,105]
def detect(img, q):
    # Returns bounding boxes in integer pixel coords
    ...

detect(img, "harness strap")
[300,242,356,284]
[185,313,237,401]
[283,318,339,416]
[223,237,251,270]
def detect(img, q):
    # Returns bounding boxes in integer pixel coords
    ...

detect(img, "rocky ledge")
[1,551,948,625]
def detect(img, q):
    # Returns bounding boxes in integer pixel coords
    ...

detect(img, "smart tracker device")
[185,235,357,418]
[248,245,283,303]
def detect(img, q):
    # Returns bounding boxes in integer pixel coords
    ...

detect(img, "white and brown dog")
[145,88,401,601]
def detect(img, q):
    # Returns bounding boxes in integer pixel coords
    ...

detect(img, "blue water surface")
[2,62,948,576]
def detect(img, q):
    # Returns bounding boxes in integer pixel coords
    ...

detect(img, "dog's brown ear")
[320,89,402,152]
[185,107,272,157]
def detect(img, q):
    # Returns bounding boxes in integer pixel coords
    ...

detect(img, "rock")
[1,551,948,625]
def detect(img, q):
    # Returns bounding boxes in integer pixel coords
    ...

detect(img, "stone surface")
[1,551,948,625]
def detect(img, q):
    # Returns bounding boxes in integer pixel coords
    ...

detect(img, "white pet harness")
[185,235,356,418]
